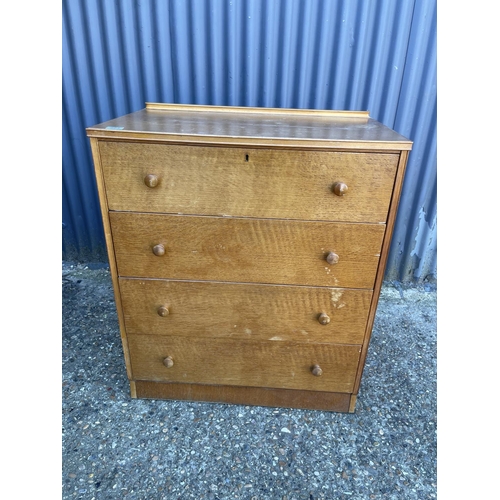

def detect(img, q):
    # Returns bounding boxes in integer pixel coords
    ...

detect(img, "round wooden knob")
[163,356,174,368]
[326,251,339,265]
[333,182,348,196]
[311,364,323,376]
[318,313,330,325]
[144,174,159,188]
[157,305,169,317]
[152,244,165,256]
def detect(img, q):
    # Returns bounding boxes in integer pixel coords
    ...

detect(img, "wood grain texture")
[349,394,357,413]
[89,137,133,380]
[86,103,412,411]
[128,335,361,393]
[145,102,371,118]
[100,142,398,223]
[110,213,385,289]
[134,380,352,412]
[129,380,137,398]
[118,278,372,344]
[86,104,413,151]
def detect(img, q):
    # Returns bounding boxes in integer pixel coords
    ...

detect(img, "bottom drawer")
[128,335,361,393]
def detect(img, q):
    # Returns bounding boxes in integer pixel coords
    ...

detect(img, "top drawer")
[99,142,398,223]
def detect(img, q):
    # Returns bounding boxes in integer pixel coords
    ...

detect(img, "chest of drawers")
[87,103,412,413]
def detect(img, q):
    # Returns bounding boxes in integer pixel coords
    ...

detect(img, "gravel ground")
[62,262,437,500]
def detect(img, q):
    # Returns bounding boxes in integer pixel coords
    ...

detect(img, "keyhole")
[245,154,249,162]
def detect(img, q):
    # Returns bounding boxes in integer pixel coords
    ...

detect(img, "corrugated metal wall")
[62,0,436,282]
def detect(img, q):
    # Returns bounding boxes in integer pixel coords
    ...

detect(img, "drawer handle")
[152,244,165,256]
[333,182,348,196]
[144,174,159,188]
[311,364,323,376]
[326,251,339,265]
[157,305,170,317]
[163,356,174,368]
[318,313,330,325]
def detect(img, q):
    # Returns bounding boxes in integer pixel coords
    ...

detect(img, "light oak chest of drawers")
[87,103,412,413]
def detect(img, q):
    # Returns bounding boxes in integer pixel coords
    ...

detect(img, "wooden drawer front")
[119,278,372,344]
[128,335,362,393]
[110,213,385,289]
[100,142,398,223]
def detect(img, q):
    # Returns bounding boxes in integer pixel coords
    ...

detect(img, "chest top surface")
[87,103,412,150]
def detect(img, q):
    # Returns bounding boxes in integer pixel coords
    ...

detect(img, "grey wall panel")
[62,0,437,282]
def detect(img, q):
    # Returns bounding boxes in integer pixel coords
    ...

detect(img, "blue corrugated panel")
[62,0,437,282]
[389,0,437,282]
